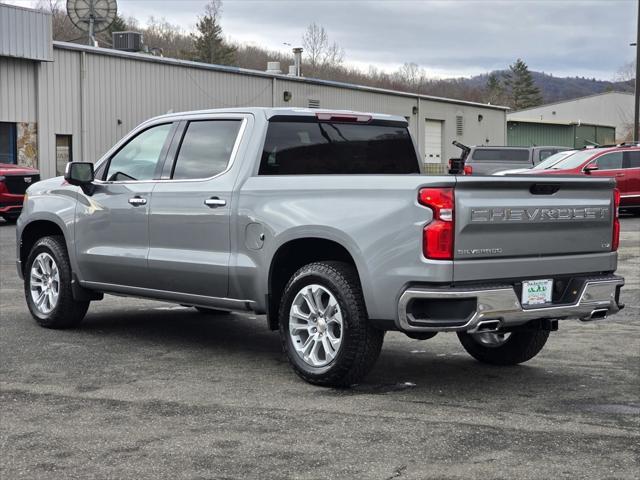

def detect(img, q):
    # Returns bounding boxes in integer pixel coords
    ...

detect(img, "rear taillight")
[612,188,620,251]
[419,188,454,260]
[463,165,472,175]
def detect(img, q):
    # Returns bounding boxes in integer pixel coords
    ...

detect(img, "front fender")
[17,183,78,278]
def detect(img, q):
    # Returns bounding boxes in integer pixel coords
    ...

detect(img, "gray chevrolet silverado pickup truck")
[16,108,625,386]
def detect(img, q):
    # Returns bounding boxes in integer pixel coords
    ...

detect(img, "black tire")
[278,261,384,387]
[457,326,549,366]
[194,307,230,315]
[24,236,89,329]
[1,216,17,224]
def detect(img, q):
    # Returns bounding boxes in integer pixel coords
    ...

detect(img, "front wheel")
[279,261,384,387]
[457,326,549,365]
[24,236,89,328]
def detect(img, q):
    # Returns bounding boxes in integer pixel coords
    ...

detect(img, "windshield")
[548,149,603,170]
[531,150,577,170]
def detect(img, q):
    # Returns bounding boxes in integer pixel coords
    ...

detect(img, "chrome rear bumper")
[397,276,624,333]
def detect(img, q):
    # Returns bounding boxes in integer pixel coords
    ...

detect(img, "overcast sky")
[9,0,639,80]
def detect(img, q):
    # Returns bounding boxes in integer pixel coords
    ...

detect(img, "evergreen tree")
[192,1,236,65]
[503,59,543,110]
[484,72,505,104]
[108,14,128,35]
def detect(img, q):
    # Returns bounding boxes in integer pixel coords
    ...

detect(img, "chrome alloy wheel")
[289,284,344,367]
[471,331,512,348]
[30,252,60,314]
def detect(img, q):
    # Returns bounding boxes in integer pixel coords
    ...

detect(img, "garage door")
[424,119,443,164]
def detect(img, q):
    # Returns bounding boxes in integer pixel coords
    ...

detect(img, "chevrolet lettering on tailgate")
[470,207,609,222]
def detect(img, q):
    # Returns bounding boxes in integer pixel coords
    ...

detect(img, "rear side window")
[172,120,242,180]
[624,151,640,168]
[471,149,530,162]
[258,120,419,175]
[538,149,557,162]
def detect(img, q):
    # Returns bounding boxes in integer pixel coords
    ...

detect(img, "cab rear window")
[471,149,530,162]
[258,119,420,175]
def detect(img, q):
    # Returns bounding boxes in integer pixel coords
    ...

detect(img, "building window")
[56,135,72,176]
[308,99,320,109]
[0,122,17,164]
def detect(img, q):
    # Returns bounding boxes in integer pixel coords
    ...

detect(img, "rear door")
[453,176,616,282]
[147,115,246,297]
[622,150,640,206]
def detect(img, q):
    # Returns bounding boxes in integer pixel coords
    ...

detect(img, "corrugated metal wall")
[508,121,617,148]
[507,121,574,147]
[0,57,37,123]
[0,4,52,62]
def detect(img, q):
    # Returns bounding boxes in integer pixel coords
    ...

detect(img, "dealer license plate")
[522,279,553,305]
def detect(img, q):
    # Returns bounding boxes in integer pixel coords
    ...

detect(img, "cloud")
[9,0,637,79]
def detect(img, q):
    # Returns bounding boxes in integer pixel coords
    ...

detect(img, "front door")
[74,122,175,288]
[147,117,245,298]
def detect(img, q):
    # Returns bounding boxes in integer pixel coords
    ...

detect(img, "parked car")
[520,144,640,211]
[0,163,40,223]
[493,150,577,175]
[16,108,625,386]
[463,145,570,175]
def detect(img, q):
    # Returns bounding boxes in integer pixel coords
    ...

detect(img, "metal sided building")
[507,91,635,142]
[507,119,616,149]
[0,3,508,179]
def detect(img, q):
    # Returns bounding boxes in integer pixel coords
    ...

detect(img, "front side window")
[105,123,172,181]
[172,120,242,180]
[591,152,623,171]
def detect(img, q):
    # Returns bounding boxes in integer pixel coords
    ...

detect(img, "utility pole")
[634,0,640,142]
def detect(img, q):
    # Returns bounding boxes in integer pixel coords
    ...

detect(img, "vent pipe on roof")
[292,47,303,76]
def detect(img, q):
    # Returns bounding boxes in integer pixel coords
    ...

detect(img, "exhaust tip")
[474,319,501,333]
[580,308,609,322]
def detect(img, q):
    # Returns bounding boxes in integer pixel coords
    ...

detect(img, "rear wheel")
[457,325,549,365]
[1,215,17,224]
[279,261,384,387]
[24,236,89,329]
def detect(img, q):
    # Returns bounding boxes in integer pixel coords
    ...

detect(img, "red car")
[526,144,640,211]
[0,163,40,223]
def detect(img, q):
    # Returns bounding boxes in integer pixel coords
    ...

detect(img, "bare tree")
[302,23,344,74]
[394,62,425,91]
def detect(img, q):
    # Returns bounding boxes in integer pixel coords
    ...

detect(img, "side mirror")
[64,162,95,194]
[584,163,599,174]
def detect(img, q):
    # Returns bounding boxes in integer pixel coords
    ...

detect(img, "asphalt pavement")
[1,216,638,479]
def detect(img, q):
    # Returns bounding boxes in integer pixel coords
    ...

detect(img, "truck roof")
[146,107,408,125]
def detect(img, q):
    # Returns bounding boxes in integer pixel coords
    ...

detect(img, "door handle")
[204,197,226,208]
[615,173,625,177]
[128,196,147,206]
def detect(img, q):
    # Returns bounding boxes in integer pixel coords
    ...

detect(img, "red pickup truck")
[0,163,40,223]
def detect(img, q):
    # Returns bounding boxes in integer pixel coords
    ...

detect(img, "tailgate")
[453,176,617,281]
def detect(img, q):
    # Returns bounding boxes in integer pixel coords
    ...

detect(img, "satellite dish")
[67,0,118,46]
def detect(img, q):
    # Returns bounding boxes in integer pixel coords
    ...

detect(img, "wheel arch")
[266,236,369,330]
[19,219,67,277]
